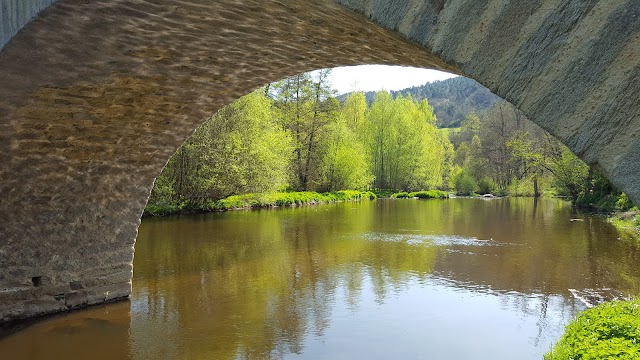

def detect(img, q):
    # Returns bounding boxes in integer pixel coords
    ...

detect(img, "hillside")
[337,77,501,128]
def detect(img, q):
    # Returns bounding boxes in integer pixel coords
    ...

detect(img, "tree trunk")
[533,177,541,198]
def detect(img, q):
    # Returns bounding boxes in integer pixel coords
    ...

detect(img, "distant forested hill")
[337,77,501,128]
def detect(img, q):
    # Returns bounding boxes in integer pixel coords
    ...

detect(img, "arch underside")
[0,0,638,322]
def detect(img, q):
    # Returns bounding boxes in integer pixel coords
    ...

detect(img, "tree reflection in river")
[127,198,640,359]
[131,202,439,359]
[2,198,640,359]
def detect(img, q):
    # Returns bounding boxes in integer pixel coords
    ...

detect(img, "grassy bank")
[216,190,376,210]
[609,210,640,234]
[144,190,376,217]
[391,190,450,199]
[544,299,640,360]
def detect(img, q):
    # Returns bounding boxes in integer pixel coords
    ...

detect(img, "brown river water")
[2,198,640,359]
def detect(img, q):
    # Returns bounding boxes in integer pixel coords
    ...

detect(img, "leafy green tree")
[506,131,554,197]
[318,92,374,191]
[454,170,479,195]
[550,147,589,201]
[363,92,450,191]
[341,91,368,130]
[364,91,394,189]
[149,71,621,214]
[319,119,373,191]
[270,70,338,190]
[149,90,292,206]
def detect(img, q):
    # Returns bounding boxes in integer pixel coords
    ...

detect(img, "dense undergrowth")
[144,190,376,216]
[545,299,640,360]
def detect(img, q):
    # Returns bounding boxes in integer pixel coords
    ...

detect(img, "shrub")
[616,193,635,212]
[545,299,640,360]
[410,190,449,199]
[143,204,182,217]
[391,192,410,198]
[215,190,376,210]
[454,171,478,196]
[391,190,448,199]
[371,189,396,198]
[477,178,496,195]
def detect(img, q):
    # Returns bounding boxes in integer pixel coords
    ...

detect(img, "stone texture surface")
[0,0,57,50]
[0,0,638,323]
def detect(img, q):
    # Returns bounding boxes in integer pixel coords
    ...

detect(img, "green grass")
[610,215,640,229]
[143,204,184,217]
[215,190,376,210]
[391,190,449,199]
[143,190,377,216]
[545,299,640,360]
[609,211,640,240]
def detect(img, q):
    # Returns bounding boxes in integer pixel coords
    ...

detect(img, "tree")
[364,91,394,189]
[507,131,551,197]
[149,90,292,205]
[363,92,450,191]
[551,147,589,201]
[270,70,339,191]
[319,119,373,191]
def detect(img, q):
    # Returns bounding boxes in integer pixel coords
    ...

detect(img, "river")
[2,198,640,359]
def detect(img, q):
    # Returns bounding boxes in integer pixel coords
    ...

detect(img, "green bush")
[410,190,449,199]
[545,299,640,360]
[215,190,375,210]
[391,190,449,199]
[143,204,183,217]
[574,172,635,212]
[615,193,635,212]
[391,192,410,198]
[477,178,497,195]
[371,189,396,198]
[577,192,620,212]
[454,171,478,196]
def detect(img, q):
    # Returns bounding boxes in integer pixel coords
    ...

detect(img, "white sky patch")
[326,65,458,95]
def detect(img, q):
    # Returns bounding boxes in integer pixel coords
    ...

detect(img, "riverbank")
[544,299,640,359]
[390,190,449,199]
[544,209,639,360]
[143,190,377,217]
[609,210,640,234]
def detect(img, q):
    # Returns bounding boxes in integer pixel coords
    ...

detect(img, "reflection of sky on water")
[360,232,501,246]
[285,274,577,360]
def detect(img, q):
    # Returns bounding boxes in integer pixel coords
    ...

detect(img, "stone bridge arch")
[0,0,638,322]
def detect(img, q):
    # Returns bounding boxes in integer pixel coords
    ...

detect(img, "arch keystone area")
[0,0,638,322]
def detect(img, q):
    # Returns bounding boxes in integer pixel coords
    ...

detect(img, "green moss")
[545,299,640,360]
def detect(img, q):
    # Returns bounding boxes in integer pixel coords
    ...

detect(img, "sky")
[327,65,458,95]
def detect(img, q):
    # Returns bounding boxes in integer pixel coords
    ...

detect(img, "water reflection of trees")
[131,199,640,359]
[132,203,438,359]
[432,198,640,297]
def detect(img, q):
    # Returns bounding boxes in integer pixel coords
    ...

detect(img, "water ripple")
[360,232,500,247]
